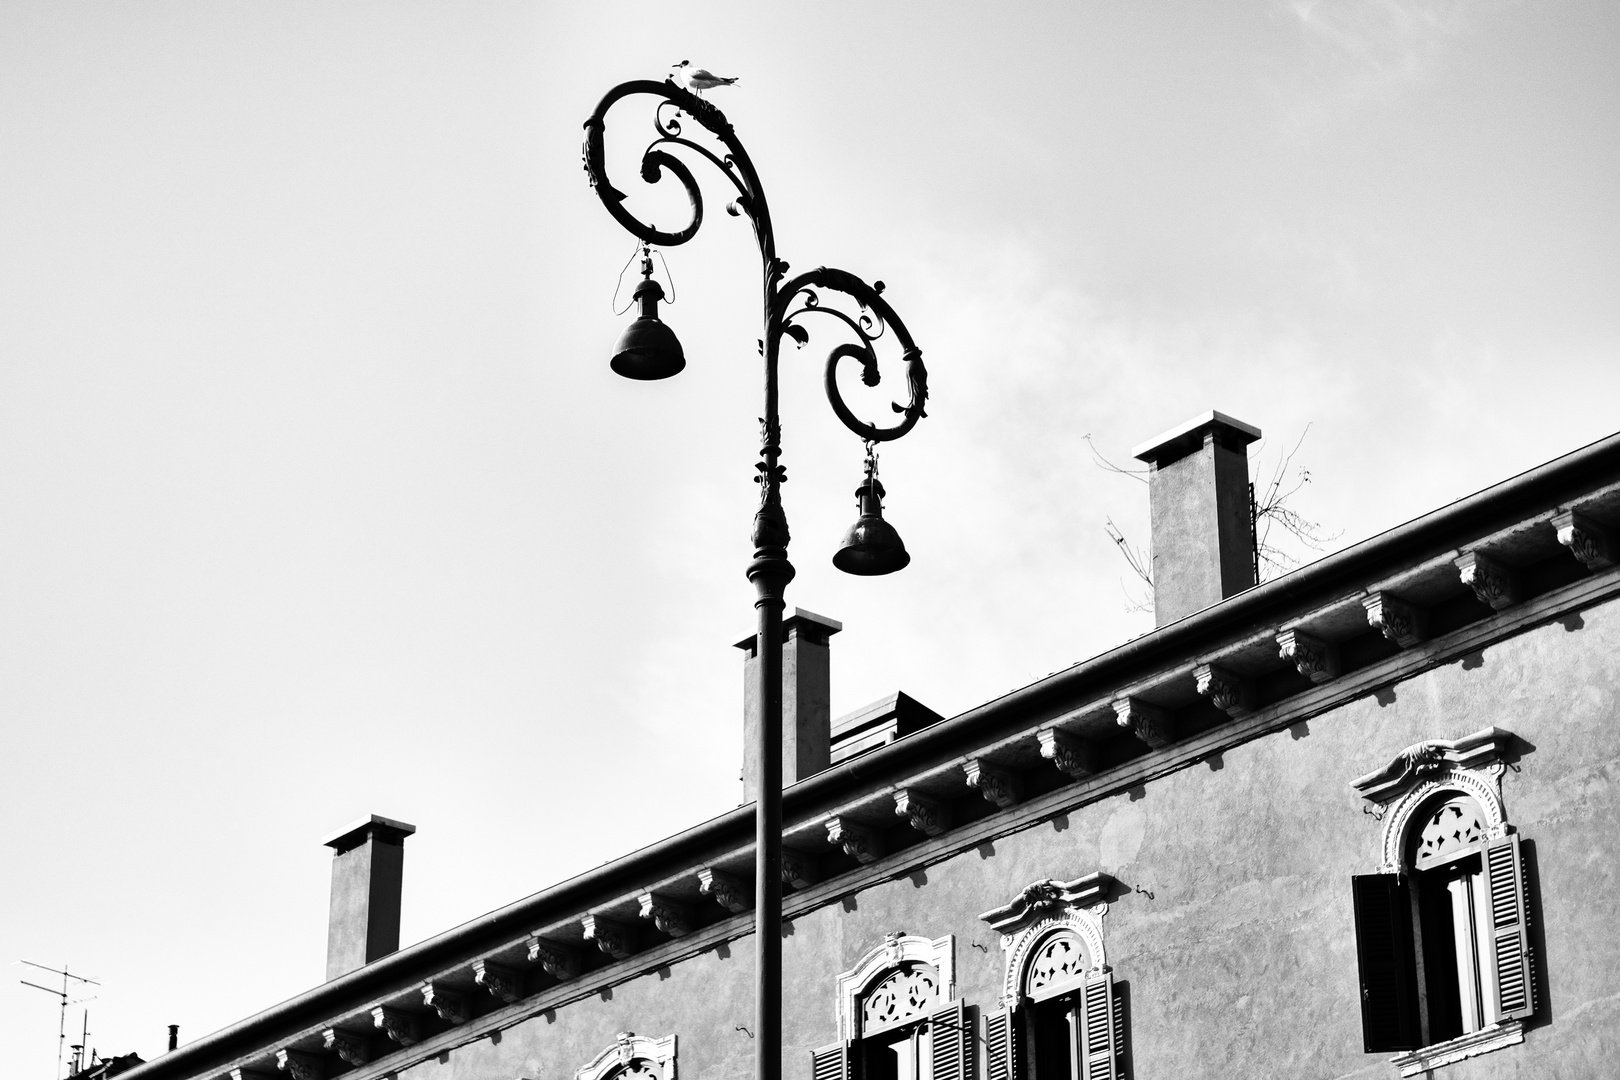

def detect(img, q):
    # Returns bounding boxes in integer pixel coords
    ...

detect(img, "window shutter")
[1480,834,1534,1022]
[984,1007,1016,1080]
[1077,972,1116,1080]
[929,1000,969,1080]
[1351,873,1420,1053]
[811,1042,848,1080]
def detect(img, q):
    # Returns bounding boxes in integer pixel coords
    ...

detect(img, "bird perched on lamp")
[671,60,739,94]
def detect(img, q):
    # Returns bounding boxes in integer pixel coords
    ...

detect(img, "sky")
[2,0,1616,1074]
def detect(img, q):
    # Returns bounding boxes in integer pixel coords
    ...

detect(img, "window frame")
[980,875,1122,1080]
[1350,729,1534,1075]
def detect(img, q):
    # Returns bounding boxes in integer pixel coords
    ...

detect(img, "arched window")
[813,934,966,1080]
[576,1033,677,1080]
[1351,729,1534,1070]
[981,875,1122,1080]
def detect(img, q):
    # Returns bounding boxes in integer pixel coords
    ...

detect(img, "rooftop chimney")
[167,1026,178,1053]
[1132,410,1261,626]
[736,608,842,802]
[322,814,415,981]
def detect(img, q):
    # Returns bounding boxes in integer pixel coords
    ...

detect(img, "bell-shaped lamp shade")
[833,476,910,576]
[610,277,685,380]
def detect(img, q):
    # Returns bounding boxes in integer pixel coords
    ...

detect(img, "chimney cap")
[322,814,416,851]
[1131,410,1261,468]
[734,607,844,652]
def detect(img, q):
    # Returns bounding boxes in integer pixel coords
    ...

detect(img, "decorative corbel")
[527,937,581,981]
[1194,663,1252,717]
[582,913,635,960]
[638,893,694,937]
[322,1028,369,1067]
[826,816,884,864]
[1553,509,1616,571]
[964,758,1023,808]
[1456,551,1519,610]
[697,867,752,913]
[473,958,525,1004]
[1113,696,1173,749]
[782,848,818,889]
[1364,592,1427,648]
[420,981,469,1024]
[371,1006,419,1047]
[1037,728,1097,778]
[893,789,952,836]
[274,1049,324,1080]
[1277,628,1340,684]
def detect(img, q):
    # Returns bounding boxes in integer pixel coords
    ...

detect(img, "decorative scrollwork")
[1025,932,1089,996]
[774,268,928,442]
[861,964,940,1034]
[583,79,765,258]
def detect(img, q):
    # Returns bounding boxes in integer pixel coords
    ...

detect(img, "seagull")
[672,60,739,94]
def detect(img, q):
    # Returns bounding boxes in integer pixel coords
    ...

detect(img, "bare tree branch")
[1082,433,1149,484]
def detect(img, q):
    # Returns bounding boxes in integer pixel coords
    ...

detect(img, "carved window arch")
[576,1033,677,1080]
[1350,728,1534,1074]
[980,875,1123,1080]
[811,934,965,1080]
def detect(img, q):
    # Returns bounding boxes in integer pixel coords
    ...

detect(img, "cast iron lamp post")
[583,77,930,1080]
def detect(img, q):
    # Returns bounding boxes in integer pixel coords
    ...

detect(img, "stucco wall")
[403,596,1620,1080]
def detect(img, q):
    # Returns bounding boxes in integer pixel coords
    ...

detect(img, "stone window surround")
[834,933,956,1044]
[1352,728,1528,1075]
[575,1032,677,1080]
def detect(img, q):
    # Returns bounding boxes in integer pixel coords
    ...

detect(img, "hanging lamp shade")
[833,476,910,576]
[610,274,685,381]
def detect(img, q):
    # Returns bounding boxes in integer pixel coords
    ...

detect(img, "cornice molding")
[527,937,581,981]
[696,868,751,913]
[1350,727,1514,806]
[274,1049,323,1080]
[1554,509,1615,570]
[472,959,524,1004]
[964,759,1022,808]
[637,893,693,938]
[419,981,468,1024]
[1276,628,1339,684]
[1113,696,1173,748]
[370,1006,417,1047]
[978,873,1114,934]
[322,1028,368,1067]
[1037,728,1097,778]
[893,789,951,836]
[582,914,635,960]
[1364,591,1427,647]
[826,816,884,863]
[1194,663,1251,717]
[1457,551,1520,610]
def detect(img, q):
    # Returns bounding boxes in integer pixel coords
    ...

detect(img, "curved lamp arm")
[582,80,927,450]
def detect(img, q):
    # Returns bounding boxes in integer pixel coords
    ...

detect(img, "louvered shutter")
[984,1006,1019,1080]
[1351,873,1420,1052]
[1480,834,1534,1022]
[811,1042,849,1080]
[928,1000,969,1080]
[1110,982,1126,1075]
[1077,972,1116,1080]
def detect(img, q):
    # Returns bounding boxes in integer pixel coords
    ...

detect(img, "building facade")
[120,415,1620,1080]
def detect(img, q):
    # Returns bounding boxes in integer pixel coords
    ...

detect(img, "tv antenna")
[18,960,100,1080]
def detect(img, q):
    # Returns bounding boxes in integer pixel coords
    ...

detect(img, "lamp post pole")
[583,77,929,1080]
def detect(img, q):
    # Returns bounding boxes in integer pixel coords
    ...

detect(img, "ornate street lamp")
[583,78,930,1080]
